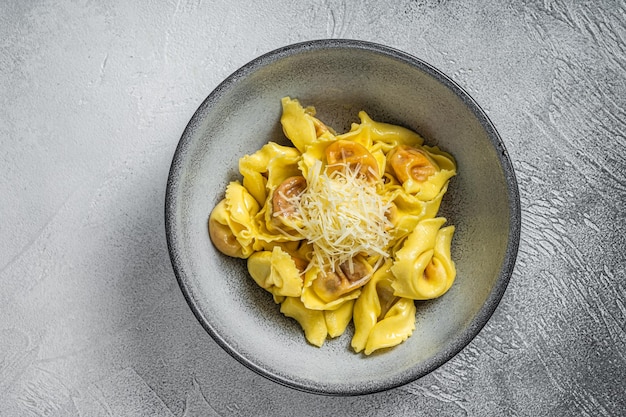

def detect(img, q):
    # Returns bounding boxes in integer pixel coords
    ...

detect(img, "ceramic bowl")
[165,39,521,395]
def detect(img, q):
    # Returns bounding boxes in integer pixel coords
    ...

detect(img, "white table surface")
[1,1,624,416]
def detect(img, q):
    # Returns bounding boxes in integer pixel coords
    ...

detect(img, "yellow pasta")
[391,219,456,300]
[300,265,363,311]
[363,298,417,355]
[247,246,303,299]
[351,259,417,354]
[324,299,355,338]
[208,97,457,354]
[280,297,328,347]
[240,142,302,205]
[208,182,259,258]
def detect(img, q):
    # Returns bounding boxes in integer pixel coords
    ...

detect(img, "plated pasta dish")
[208,97,457,354]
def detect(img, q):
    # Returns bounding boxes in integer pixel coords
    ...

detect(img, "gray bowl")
[165,39,521,395]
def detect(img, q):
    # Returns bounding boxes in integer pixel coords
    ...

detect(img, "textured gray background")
[1,0,624,416]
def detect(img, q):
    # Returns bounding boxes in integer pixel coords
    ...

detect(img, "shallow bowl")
[165,39,521,395]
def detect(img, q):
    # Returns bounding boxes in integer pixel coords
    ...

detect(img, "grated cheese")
[286,160,393,272]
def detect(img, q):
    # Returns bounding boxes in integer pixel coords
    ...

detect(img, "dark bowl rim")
[165,38,522,396]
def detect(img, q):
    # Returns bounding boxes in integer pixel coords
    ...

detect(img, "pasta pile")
[209,97,457,354]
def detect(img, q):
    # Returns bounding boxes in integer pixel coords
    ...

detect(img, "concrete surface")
[1,0,624,416]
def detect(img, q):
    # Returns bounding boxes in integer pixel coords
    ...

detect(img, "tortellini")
[300,265,363,311]
[208,97,458,354]
[247,246,303,300]
[352,260,417,355]
[208,182,259,258]
[280,297,328,347]
[387,144,456,200]
[239,142,301,205]
[391,218,456,300]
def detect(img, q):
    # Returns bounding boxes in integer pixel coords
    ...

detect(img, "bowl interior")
[166,40,520,395]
